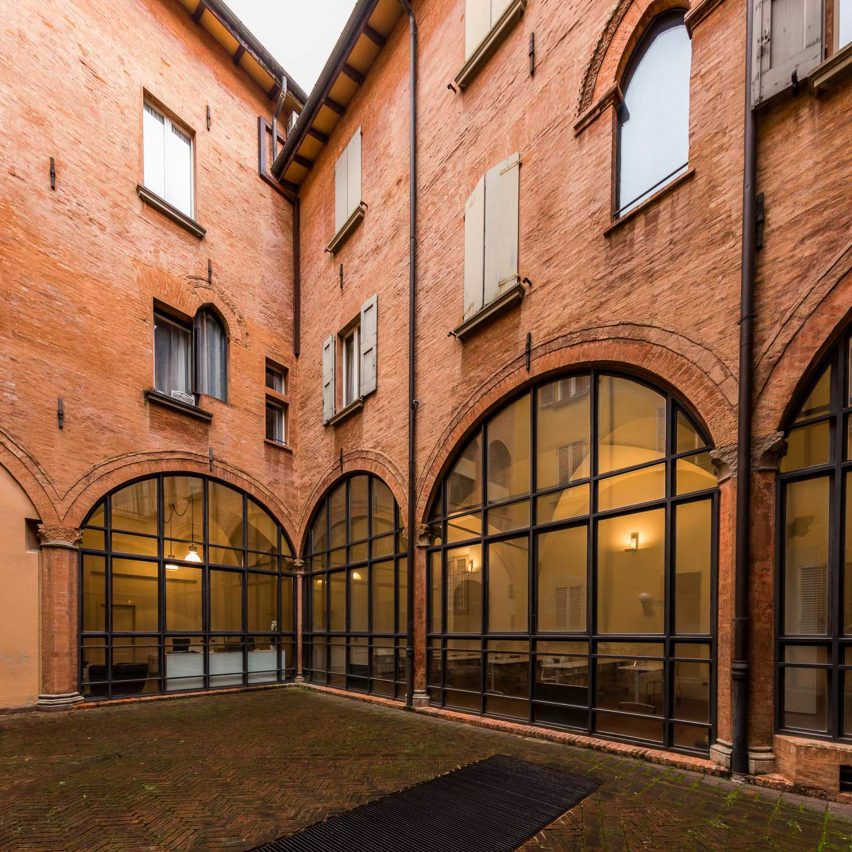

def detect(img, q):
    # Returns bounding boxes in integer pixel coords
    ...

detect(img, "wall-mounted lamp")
[625,532,639,552]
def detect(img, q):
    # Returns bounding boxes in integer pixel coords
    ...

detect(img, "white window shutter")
[322,334,336,424]
[334,148,348,233]
[483,153,520,307]
[143,103,166,199]
[463,176,486,321]
[359,293,378,397]
[347,128,362,219]
[752,0,824,106]
[465,0,492,58]
[490,0,512,24]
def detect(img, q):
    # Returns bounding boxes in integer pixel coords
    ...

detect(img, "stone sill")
[452,280,525,340]
[145,389,212,422]
[325,397,364,427]
[810,43,852,94]
[453,0,527,91]
[264,438,293,453]
[326,203,366,254]
[136,184,206,239]
[604,168,696,236]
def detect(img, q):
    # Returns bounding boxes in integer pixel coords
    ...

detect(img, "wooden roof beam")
[293,154,314,170]
[342,63,365,85]
[233,45,245,65]
[307,126,329,144]
[192,1,207,23]
[323,96,346,115]
[363,23,386,48]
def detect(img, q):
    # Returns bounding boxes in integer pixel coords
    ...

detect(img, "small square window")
[266,400,286,444]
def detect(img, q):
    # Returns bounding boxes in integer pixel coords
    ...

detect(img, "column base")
[748,747,776,776]
[709,739,732,771]
[294,674,306,683]
[37,692,84,711]
[411,690,430,708]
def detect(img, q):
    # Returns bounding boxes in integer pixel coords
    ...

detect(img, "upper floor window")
[328,128,364,252]
[837,0,851,49]
[195,308,227,401]
[455,0,527,90]
[616,13,691,217]
[341,325,360,409]
[143,101,194,217]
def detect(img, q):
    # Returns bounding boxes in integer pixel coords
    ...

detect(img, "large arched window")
[778,329,852,739]
[616,12,691,217]
[195,307,228,401]
[79,475,295,698]
[426,372,718,755]
[304,474,407,698]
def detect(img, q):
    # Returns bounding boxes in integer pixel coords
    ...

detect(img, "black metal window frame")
[303,472,408,700]
[777,329,852,741]
[78,473,297,699]
[426,369,719,757]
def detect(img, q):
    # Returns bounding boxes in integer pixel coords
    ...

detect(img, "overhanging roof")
[173,0,307,111]
[271,0,402,189]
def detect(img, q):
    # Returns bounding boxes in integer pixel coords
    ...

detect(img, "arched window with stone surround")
[616,10,691,217]
[778,328,852,740]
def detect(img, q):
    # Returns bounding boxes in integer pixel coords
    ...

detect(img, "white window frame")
[265,399,287,444]
[143,100,195,218]
[341,325,361,408]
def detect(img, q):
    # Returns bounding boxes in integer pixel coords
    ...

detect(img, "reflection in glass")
[487,394,530,503]
[537,527,587,632]
[598,376,666,474]
[488,538,528,633]
[537,377,590,490]
[447,433,482,514]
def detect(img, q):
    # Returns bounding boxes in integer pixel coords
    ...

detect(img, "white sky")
[225,0,358,94]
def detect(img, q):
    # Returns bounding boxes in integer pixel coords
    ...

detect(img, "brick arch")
[60,451,296,543]
[0,428,60,523]
[416,325,736,523]
[295,450,407,556]
[754,243,852,433]
[577,0,690,116]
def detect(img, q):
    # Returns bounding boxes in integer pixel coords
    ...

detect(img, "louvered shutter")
[334,147,348,232]
[752,0,824,106]
[347,128,362,218]
[359,293,378,397]
[463,176,486,320]
[465,0,492,58]
[483,153,520,307]
[322,334,336,424]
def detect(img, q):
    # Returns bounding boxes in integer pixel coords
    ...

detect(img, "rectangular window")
[341,325,360,408]
[264,359,288,445]
[143,101,194,217]
[334,128,362,233]
[154,312,193,402]
[839,0,852,48]
[265,400,286,444]
[265,363,286,394]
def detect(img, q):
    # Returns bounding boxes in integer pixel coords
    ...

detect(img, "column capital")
[292,558,307,574]
[710,444,738,484]
[753,431,786,473]
[37,524,82,550]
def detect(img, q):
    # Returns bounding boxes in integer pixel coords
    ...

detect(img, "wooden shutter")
[359,293,378,397]
[334,147,348,233]
[491,0,512,24]
[322,334,336,424]
[752,0,824,106]
[347,128,362,218]
[463,176,486,320]
[483,153,520,307]
[465,0,492,58]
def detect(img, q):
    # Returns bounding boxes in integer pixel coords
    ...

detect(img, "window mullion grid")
[156,475,165,694]
[830,346,844,739]
[528,387,538,725]
[106,493,114,698]
[202,478,210,688]
[663,398,675,748]
[588,369,599,736]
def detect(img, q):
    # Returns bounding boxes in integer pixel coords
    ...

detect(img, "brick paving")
[0,687,850,851]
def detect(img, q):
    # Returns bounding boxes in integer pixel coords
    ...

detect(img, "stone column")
[37,524,84,709]
[293,559,306,682]
[410,523,430,706]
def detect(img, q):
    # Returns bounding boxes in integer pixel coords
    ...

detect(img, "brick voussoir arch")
[0,428,61,524]
[416,326,736,524]
[61,451,296,542]
[295,450,407,556]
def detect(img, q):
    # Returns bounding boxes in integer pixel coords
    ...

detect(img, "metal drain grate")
[252,754,599,852]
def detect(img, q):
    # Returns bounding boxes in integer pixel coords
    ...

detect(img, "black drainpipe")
[398,0,418,710]
[732,0,758,778]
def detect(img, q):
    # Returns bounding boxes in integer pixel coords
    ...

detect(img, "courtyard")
[0,688,850,850]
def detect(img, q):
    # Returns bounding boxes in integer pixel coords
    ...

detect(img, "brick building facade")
[1,0,850,798]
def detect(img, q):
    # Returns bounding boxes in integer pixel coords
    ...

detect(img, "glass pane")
[164,636,204,692]
[847,471,852,634]
[676,452,716,495]
[537,376,591,490]
[312,576,326,631]
[247,636,277,684]
[165,120,193,216]
[209,570,242,632]
[349,567,369,632]
[111,479,157,535]
[329,484,346,548]
[674,661,710,723]
[143,102,166,197]
[329,571,346,631]
[784,645,829,664]
[487,499,529,534]
[429,552,442,633]
[598,463,665,512]
[280,576,293,632]
[536,484,589,524]
[165,565,202,631]
[163,476,203,543]
[784,477,829,635]
[673,723,709,751]
[112,532,158,557]
[398,558,408,632]
[783,667,828,732]
[208,482,243,549]
[845,672,852,736]
[81,641,108,697]
[675,500,712,635]
[446,512,481,543]
[311,503,328,554]
[486,652,529,699]
[598,376,667,474]
[82,555,106,632]
[486,394,530,503]
[111,639,159,695]
[247,573,277,633]
[781,422,830,472]
[247,500,277,555]
[676,410,707,453]
[209,636,244,687]
[329,547,346,568]
[537,526,587,632]
[207,546,241,567]
[372,479,396,536]
[794,365,832,422]
[446,545,482,633]
[372,561,395,633]
[87,501,106,528]
[597,509,665,634]
[349,475,369,541]
[535,648,589,708]
[350,541,369,563]
[447,433,482,514]
[373,534,395,558]
[445,639,481,694]
[595,652,664,718]
[617,17,690,215]
[488,538,528,633]
[111,559,158,632]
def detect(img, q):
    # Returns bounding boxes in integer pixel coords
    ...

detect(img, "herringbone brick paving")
[0,688,850,850]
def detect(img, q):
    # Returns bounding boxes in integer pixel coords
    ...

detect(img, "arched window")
[426,372,718,755]
[778,329,852,739]
[195,308,228,401]
[79,475,295,698]
[617,12,691,217]
[304,474,407,698]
